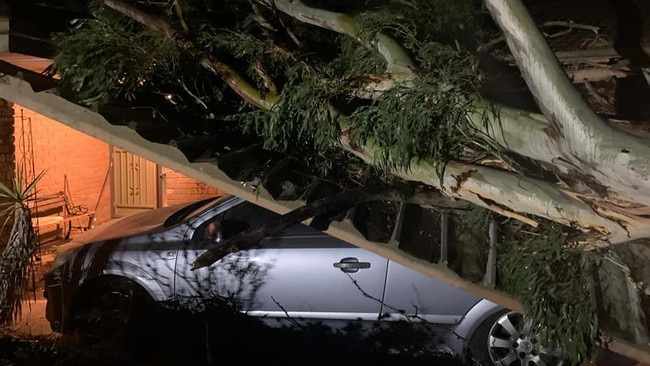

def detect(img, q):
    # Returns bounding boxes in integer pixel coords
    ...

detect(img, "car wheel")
[469,310,565,366]
[72,277,153,344]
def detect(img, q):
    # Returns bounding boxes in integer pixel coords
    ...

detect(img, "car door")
[174,199,389,328]
[380,260,481,325]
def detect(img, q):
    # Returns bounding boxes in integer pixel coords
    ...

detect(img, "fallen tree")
[91,0,650,246]
[40,0,650,363]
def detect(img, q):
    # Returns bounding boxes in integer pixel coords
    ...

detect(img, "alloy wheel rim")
[487,311,560,366]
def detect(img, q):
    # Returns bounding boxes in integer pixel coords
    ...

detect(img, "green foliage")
[497,225,599,364]
[0,168,46,244]
[0,168,46,325]
[235,64,348,174]
[463,204,493,234]
[327,36,387,77]
[346,1,489,177]
[356,0,482,49]
[347,44,486,174]
[50,3,183,105]
[50,0,490,178]
[194,27,297,99]
[0,169,46,222]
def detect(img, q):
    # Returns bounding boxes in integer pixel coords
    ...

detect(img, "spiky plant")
[0,169,46,326]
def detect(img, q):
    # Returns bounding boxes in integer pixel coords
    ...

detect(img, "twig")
[277,14,302,47]
[582,79,610,106]
[254,60,277,97]
[480,20,600,52]
[177,78,209,110]
[250,2,276,31]
[541,20,600,34]
[345,273,470,342]
[270,296,306,328]
[173,0,189,32]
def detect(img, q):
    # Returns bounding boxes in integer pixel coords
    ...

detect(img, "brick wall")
[0,99,14,251]
[0,99,14,184]
[13,105,112,231]
[10,104,224,241]
[162,167,223,206]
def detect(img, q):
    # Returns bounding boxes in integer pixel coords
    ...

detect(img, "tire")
[72,277,153,345]
[468,310,565,366]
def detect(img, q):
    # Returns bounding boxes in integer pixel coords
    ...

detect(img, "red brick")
[6,105,223,235]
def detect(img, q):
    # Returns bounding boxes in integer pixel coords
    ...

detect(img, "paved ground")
[10,251,56,338]
[12,299,51,338]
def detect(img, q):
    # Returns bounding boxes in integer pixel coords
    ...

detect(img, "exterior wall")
[0,99,14,251]
[0,99,14,184]
[13,105,112,229]
[12,104,223,235]
[162,167,223,206]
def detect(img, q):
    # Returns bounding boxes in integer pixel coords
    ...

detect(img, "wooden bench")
[30,191,96,242]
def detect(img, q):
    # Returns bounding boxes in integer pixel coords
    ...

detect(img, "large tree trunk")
[484,0,650,207]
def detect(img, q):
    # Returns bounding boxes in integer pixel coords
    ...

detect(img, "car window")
[193,200,323,243]
[194,200,277,243]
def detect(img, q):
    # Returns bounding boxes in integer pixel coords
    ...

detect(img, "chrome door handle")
[333,257,371,273]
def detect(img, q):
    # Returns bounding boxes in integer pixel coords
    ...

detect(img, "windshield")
[163,195,231,227]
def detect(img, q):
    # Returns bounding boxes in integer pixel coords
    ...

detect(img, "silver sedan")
[44,194,562,366]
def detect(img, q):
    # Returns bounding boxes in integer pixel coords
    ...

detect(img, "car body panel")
[175,197,391,325]
[44,194,505,361]
[63,228,182,299]
[177,236,390,323]
[381,260,481,324]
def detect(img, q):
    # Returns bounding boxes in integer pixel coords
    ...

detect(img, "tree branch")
[255,0,418,86]
[338,127,650,245]
[104,0,277,110]
[105,0,650,245]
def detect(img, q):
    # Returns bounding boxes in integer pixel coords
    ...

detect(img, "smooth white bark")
[485,0,650,206]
